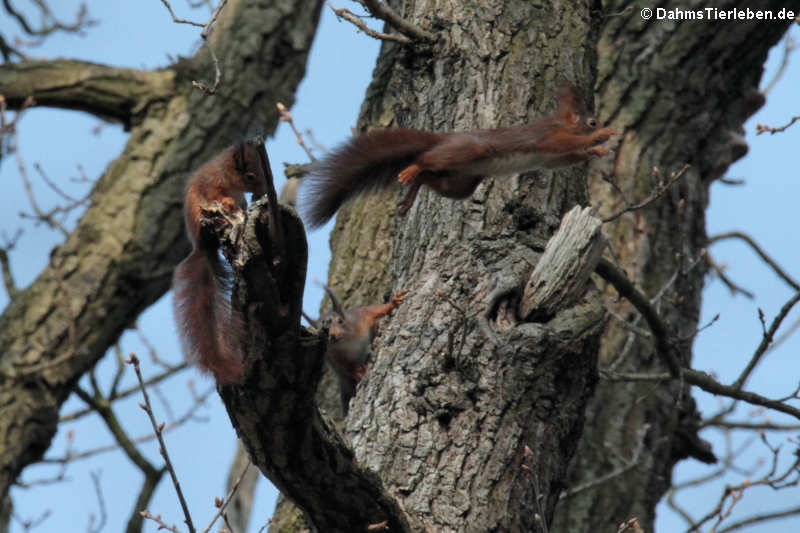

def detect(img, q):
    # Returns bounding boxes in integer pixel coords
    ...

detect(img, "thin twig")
[762,34,796,94]
[87,470,107,533]
[158,0,205,26]
[200,459,252,533]
[2,0,95,37]
[733,291,800,389]
[717,505,800,533]
[48,384,212,463]
[159,0,228,93]
[599,370,671,382]
[706,254,754,299]
[560,424,649,499]
[595,260,800,420]
[756,115,800,135]
[603,164,691,223]
[709,231,800,291]
[355,0,436,42]
[128,353,196,533]
[59,362,189,423]
[276,102,316,161]
[327,2,411,44]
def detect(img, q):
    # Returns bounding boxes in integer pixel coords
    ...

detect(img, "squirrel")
[172,143,268,383]
[306,286,407,414]
[302,83,618,227]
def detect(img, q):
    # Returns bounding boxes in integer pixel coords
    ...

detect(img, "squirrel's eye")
[586,118,597,129]
[244,172,256,182]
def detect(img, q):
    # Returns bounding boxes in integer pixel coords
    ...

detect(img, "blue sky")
[0,3,798,532]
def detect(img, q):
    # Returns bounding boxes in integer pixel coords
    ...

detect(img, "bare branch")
[756,115,800,134]
[706,254,754,299]
[0,229,21,298]
[596,259,800,420]
[717,505,800,533]
[595,259,682,376]
[762,34,796,94]
[704,419,800,431]
[354,0,437,42]
[158,0,206,27]
[733,291,800,389]
[599,370,671,382]
[709,231,800,292]
[327,2,411,44]
[0,59,176,125]
[50,384,211,464]
[718,176,746,185]
[72,380,161,480]
[128,353,196,533]
[2,0,96,37]
[159,0,229,93]
[277,102,317,161]
[682,367,800,420]
[222,441,259,532]
[140,510,181,533]
[199,459,251,533]
[59,362,189,423]
[86,470,107,533]
[11,510,51,531]
[560,424,649,499]
[603,164,691,223]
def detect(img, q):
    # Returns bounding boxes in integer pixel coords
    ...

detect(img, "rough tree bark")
[266,1,791,532]
[554,2,789,531]
[0,0,324,499]
[0,0,791,532]
[265,1,607,531]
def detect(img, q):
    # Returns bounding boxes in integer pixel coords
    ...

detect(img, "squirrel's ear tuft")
[554,82,586,122]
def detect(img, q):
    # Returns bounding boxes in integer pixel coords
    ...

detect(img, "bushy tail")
[301,128,442,227]
[172,248,243,383]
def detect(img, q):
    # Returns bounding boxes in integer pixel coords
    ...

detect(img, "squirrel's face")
[321,312,349,342]
[563,109,600,135]
[234,144,269,199]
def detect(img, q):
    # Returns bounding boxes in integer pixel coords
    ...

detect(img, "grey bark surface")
[279,1,609,531]
[554,1,789,531]
[271,1,791,532]
[0,0,324,498]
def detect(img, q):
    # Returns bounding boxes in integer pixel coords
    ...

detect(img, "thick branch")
[217,199,410,533]
[596,260,800,420]
[0,0,324,500]
[595,259,683,376]
[0,59,175,126]
[521,206,606,319]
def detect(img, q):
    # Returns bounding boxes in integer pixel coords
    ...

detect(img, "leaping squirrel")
[302,83,617,227]
[172,143,268,383]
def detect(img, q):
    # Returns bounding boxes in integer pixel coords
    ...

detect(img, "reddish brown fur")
[320,289,407,414]
[302,83,617,226]
[172,143,267,383]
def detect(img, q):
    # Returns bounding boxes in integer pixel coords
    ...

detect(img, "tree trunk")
[554,2,788,530]
[262,1,606,531]
[263,1,791,532]
[0,0,323,498]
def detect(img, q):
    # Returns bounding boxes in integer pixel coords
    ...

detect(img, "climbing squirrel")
[172,143,268,383]
[306,286,407,414]
[302,83,617,227]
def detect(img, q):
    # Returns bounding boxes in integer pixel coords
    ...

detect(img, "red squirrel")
[172,143,268,383]
[302,83,617,227]
[307,286,407,414]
